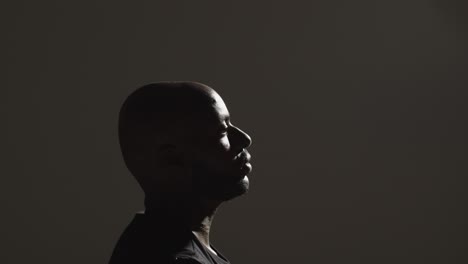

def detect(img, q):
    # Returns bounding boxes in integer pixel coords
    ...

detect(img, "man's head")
[118,82,252,202]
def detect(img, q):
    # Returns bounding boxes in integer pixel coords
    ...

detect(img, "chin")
[200,175,250,201]
[223,176,250,200]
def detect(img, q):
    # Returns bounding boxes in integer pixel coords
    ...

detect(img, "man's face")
[185,92,253,201]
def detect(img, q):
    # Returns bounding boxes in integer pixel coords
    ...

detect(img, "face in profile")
[119,82,253,202]
[185,91,253,201]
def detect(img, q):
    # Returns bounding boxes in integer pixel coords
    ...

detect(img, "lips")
[239,162,252,174]
[235,151,251,165]
[234,151,252,174]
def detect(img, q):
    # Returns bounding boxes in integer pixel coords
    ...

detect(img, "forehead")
[186,92,230,129]
[210,92,229,121]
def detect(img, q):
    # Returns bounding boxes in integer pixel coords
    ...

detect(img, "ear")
[157,144,185,167]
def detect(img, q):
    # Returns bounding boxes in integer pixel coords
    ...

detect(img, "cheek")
[193,147,233,176]
[191,135,233,171]
[219,136,231,150]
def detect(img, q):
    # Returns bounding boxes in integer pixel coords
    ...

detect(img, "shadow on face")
[118,81,253,202]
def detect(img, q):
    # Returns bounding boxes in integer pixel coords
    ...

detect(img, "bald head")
[118,81,252,200]
[119,82,216,182]
[119,82,215,134]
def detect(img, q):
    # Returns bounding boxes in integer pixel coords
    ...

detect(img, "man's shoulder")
[109,214,202,264]
[173,257,204,264]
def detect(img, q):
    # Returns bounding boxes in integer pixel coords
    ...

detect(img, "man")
[109,82,253,264]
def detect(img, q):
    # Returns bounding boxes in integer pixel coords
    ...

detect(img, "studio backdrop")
[2,1,467,264]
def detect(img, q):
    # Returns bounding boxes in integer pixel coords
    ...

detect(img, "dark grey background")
[2,1,467,263]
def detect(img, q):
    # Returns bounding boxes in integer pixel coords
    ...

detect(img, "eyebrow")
[217,116,230,129]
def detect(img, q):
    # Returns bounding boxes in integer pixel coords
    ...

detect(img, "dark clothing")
[109,213,230,264]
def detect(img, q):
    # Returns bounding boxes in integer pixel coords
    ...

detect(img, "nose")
[230,126,252,149]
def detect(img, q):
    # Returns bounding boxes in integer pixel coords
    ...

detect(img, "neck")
[190,199,221,247]
[144,194,222,248]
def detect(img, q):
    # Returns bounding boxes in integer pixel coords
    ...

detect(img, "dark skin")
[122,82,252,255]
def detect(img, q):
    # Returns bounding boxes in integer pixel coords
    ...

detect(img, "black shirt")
[109,213,231,264]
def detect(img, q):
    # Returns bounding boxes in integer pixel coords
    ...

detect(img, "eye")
[218,127,228,137]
